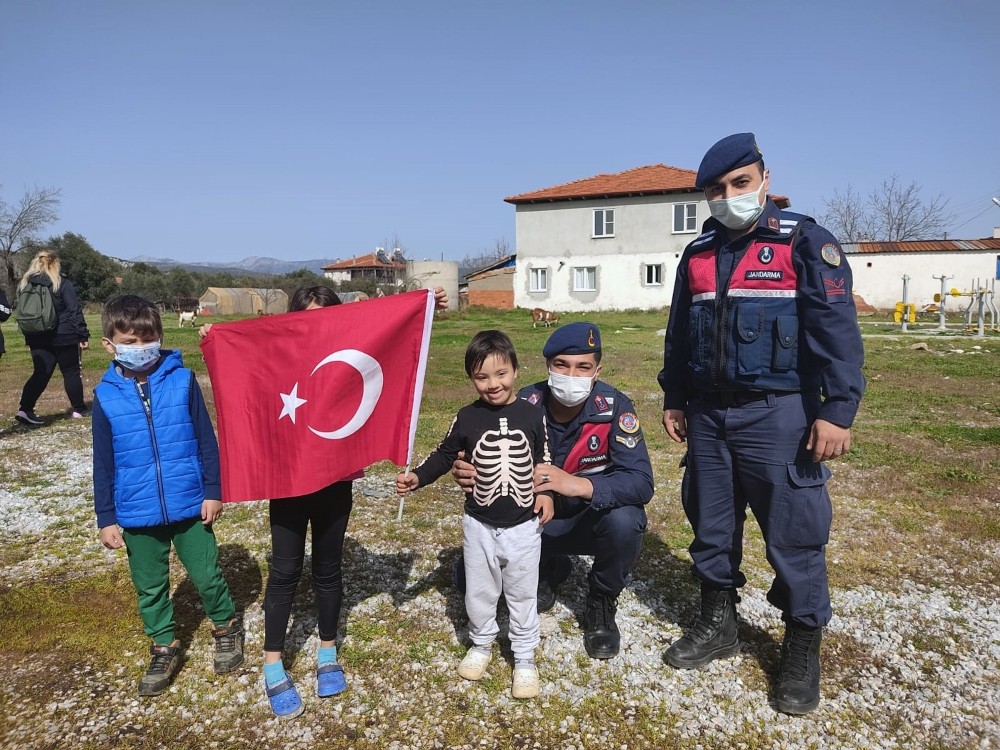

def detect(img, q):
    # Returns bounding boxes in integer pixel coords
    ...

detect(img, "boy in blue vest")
[92,295,243,697]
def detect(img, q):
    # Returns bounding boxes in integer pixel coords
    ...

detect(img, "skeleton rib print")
[472,417,535,507]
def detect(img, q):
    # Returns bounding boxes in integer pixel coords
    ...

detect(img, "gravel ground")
[1,421,997,750]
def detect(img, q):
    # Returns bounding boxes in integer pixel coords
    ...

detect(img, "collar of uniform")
[757,199,783,235]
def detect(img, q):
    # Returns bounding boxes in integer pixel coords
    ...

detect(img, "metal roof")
[841,238,1000,254]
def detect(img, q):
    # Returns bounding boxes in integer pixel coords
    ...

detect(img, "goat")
[178,310,198,328]
[531,308,559,328]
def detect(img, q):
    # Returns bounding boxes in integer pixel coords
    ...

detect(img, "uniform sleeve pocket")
[770,462,833,548]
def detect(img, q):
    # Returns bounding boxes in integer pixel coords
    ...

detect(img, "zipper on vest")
[134,380,169,525]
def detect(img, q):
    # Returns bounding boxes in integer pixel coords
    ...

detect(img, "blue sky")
[2,0,998,265]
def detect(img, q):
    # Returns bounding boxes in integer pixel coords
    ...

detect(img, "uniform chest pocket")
[735,303,764,375]
[772,315,798,372]
[688,306,714,375]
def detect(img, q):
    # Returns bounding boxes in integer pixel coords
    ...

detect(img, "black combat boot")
[775,620,822,714]
[583,587,620,659]
[536,555,571,613]
[664,586,741,668]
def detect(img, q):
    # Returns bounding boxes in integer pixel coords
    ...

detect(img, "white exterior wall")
[848,251,1000,309]
[512,194,707,311]
[324,270,351,282]
[407,260,459,310]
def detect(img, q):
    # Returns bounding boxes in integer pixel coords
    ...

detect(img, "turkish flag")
[200,289,435,502]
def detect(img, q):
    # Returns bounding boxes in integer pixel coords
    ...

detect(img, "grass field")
[0,307,997,749]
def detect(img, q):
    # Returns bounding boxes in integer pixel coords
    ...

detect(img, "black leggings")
[263,481,353,652]
[20,345,85,412]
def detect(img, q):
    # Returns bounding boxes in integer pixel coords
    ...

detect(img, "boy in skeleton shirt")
[397,330,553,699]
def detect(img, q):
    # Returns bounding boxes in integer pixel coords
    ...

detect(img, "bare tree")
[0,186,61,298]
[459,237,512,273]
[821,176,953,242]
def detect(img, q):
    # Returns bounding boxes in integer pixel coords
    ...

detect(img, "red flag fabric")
[200,289,434,502]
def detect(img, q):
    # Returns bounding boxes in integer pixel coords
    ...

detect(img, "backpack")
[16,281,59,334]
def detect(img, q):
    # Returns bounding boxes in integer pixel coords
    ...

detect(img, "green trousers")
[123,517,236,645]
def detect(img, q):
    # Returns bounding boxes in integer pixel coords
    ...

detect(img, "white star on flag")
[278,382,307,424]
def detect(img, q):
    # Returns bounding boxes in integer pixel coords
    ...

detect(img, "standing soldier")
[658,133,865,714]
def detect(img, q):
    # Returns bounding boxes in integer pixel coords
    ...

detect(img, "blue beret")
[542,322,601,358]
[695,133,763,189]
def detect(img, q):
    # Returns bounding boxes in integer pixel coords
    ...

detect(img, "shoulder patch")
[526,392,541,405]
[821,243,841,267]
[821,270,848,303]
[689,229,717,248]
[615,434,644,449]
[618,412,640,434]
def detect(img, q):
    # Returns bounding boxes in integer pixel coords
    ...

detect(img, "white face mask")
[708,179,767,230]
[547,370,594,407]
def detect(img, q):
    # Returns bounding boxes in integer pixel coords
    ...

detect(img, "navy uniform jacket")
[519,380,653,517]
[658,199,865,428]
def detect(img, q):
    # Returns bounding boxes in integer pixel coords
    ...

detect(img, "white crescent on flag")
[278,348,384,440]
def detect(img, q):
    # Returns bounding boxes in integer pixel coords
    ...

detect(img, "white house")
[845,235,1000,309]
[506,164,706,312]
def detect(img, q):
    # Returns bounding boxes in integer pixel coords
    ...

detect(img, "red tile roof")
[841,238,1000,254]
[505,164,698,204]
[321,252,406,271]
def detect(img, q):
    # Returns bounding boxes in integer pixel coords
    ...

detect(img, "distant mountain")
[128,255,335,276]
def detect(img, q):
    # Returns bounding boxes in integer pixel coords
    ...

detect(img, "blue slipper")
[317,663,347,697]
[265,675,304,718]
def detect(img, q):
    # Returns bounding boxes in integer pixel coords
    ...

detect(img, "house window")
[573,266,597,292]
[673,203,697,233]
[644,264,663,286]
[529,267,548,292]
[593,209,615,238]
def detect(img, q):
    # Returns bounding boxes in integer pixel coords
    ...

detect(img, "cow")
[531,308,559,328]
[178,310,198,328]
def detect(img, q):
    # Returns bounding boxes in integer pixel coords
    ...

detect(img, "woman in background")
[15,249,89,425]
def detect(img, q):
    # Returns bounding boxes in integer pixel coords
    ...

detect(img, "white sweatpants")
[462,513,542,660]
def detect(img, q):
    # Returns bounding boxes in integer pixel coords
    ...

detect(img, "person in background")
[0,287,11,360]
[93,295,243,698]
[658,132,865,714]
[15,249,90,425]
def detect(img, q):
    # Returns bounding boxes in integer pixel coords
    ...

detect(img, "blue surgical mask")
[708,179,767,230]
[115,341,161,372]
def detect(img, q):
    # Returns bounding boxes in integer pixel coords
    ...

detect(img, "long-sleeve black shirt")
[413,399,550,527]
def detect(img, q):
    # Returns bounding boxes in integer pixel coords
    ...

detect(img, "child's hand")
[432,286,449,310]
[99,524,125,550]
[534,493,555,525]
[202,499,223,525]
[395,471,419,495]
[198,323,214,339]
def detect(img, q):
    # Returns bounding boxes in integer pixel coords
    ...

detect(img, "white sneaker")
[457,647,492,681]
[511,664,539,699]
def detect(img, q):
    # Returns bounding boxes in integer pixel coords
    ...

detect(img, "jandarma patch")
[618,412,639,434]
[821,243,841,267]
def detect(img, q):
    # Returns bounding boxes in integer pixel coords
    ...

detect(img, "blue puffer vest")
[95,349,205,528]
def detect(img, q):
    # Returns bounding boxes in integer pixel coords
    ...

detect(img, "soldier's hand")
[663,409,687,442]
[807,419,851,462]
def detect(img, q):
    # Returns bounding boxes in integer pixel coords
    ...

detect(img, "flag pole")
[396,464,410,521]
